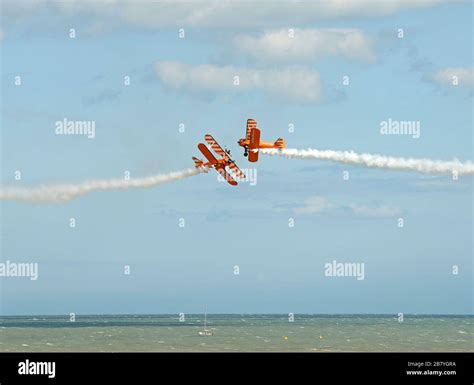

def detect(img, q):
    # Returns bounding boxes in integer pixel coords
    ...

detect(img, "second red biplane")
[238,118,286,162]
[192,134,246,186]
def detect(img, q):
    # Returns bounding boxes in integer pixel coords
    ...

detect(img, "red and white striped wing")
[216,167,238,186]
[205,134,227,158]
[227,161,246,180]
[246,119,256,140]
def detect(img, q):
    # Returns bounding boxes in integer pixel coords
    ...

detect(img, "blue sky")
[0,0,472,315]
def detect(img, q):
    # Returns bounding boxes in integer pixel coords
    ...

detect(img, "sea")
[0,314,472,352]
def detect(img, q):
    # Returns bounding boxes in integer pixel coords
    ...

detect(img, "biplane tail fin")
[274,138,286,148]
[192,156,204,168]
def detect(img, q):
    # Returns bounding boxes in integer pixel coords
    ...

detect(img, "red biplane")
[238,118,286,162]
[192,134,246,186]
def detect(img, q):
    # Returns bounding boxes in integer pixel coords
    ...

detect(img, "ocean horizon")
[1,314,472,352]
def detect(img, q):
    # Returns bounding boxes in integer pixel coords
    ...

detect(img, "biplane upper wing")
[197,143,218,164]
[227,161,246,180]
[216,167,238,186]
[248,127,260,162]
[205,134,227,158]
[246,119,257,140]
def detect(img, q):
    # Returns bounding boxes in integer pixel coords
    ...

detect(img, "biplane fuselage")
[238,118,286,162]
[238,138,285,149]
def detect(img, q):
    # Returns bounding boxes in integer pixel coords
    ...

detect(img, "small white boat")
[198,313,213,336]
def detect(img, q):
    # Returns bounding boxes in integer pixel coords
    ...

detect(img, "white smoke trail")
[0,168,203,203]
[261,148,474,176]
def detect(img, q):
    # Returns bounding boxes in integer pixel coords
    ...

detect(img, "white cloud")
[432,67,474,88]
[3,0,463,29]
[348,204,401,218]
[155,61,322,103]
[294,196,335,214]
[235,29,376,63]
[292,196,401,217]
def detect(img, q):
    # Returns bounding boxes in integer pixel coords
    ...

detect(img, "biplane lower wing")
[198,143,218,164]
[248,127,260,162]
[216,167,238,186]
